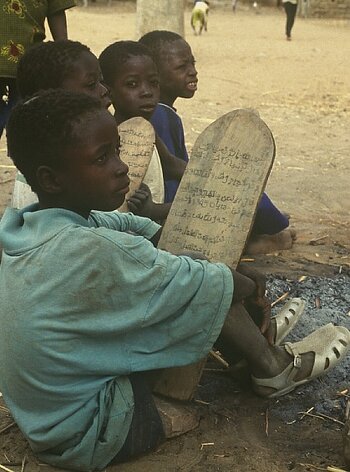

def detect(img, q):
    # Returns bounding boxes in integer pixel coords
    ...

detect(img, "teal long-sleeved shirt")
[0,205,233,471]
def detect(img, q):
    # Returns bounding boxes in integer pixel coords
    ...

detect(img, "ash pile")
[267,274,350,422]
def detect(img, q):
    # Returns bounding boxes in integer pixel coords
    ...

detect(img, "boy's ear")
[36,165,63,194]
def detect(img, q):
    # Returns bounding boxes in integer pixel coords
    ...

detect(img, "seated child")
[99,40,186,222]
[139,30,297,254]
[9,39,111,209]
[0,89,349,471]
[191,0,210,36]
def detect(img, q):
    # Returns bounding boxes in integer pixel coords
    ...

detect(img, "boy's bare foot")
[245,228,297,255]
[153,396,200,438]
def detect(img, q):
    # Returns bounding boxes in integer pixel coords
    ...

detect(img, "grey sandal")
[252,323,350,399]
[273,298,305,345]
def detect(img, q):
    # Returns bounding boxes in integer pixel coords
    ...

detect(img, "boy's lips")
[187,80,198,91]
[116,178,130,194]
[103,97,112,109]
[139,104,156,113]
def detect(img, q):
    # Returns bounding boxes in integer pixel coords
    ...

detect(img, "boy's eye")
[96,153,108,164]
[87,80,98,90]
[125,80,137,88]
[150,79,160,87]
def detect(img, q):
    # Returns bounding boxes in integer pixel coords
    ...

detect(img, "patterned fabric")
[0,0,75,78]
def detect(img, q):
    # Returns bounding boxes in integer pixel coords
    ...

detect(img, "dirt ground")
[0,2,350,471]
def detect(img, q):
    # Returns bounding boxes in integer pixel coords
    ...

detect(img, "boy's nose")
[99,83,112,108]
[100,83,109,97]
[189,64,198,77]
[140,86,153,97]
[116,157,129,176]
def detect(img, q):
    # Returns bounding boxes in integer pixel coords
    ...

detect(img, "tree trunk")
[136,0,185,38]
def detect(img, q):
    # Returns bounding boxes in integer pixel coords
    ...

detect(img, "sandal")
[252,323,350,398]
[273,298,305,345]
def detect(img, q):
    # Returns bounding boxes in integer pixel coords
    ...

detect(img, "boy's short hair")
[139,31,183,67]
[17,40,91,99]
[7,89,102,193]
[99,40,155,87]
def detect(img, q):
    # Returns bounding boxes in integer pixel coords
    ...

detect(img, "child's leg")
[190,11,196,32]
[217,303,313,381]
[110,372,165,464]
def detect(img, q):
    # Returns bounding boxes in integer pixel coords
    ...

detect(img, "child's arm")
[89,209,160,239]
[127,184,172,222]
[155,135,187,181]
[47,11,68,40]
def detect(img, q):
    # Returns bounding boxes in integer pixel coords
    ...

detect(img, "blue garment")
[254,193,289,235]
[151,103,288,235]
[0,205,233,471]
[151,103,189,203]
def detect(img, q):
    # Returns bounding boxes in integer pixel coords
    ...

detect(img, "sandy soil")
[0,2,350,471]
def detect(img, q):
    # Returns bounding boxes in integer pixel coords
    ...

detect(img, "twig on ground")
[200,442,214,450]
[309,235,329,246]
[315,296,321,309]
[265,408,269,436]
[298,410,345,426]
[327,467,349,472]
[20,456,26,472]
[0,422,16,435]
[345,399,350,420]
[298,463,328,471]
[299,406,314,420]
[0,464,16,472]
[298,275,308,282]
[194,399,210,405]
[271,291,290,307]
[209,351,229,369]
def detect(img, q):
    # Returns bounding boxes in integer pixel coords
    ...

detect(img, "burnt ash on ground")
[267,274,350,423]
[199,274,350,426]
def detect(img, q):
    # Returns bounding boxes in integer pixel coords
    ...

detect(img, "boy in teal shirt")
[0,89,348,471]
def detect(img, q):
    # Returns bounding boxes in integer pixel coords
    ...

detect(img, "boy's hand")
[127,184,156,218]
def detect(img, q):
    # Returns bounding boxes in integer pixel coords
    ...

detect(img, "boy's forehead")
[124,54,157,71]
[72,109,117,140]
[159,39,192,60]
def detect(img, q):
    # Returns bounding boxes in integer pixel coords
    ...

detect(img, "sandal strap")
[252,356,301,391]
[284,323,350,376]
